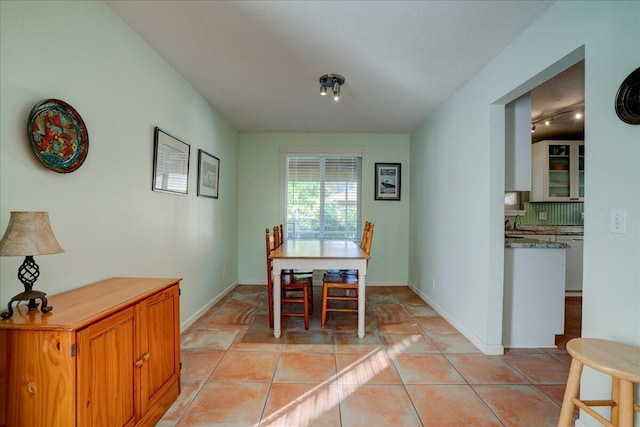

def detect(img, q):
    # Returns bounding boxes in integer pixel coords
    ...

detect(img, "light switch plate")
[610,209,626,234]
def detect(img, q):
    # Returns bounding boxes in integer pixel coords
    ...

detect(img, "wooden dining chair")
[326,221,373,276]
[266,227,313,329]
[275,224,314,309]
[321,222,374,328]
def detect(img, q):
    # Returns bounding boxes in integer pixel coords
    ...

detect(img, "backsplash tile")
[505,193,583,226]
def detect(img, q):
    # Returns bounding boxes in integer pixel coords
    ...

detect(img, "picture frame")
[374,162,401,201]
[197,149,220,199]
[152,127,190,195]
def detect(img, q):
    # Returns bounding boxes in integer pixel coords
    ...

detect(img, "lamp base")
[1,290,52,319]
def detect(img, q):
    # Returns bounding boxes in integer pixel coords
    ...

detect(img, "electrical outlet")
[539,212,547,220]
[610,209,626,234]
[432,279,436,290]
[222,268,227,279]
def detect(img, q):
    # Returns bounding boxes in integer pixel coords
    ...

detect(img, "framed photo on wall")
[152,127,190,195]
[374,162,401,201]
[197,149,220,198]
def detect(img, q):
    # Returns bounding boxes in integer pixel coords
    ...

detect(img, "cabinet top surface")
[0,277,181,330]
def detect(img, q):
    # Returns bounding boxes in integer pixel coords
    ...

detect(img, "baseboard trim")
[180,280,238,332]
[408,282,504,355]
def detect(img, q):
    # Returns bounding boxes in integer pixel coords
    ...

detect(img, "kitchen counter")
[505,225,583,236]
[503,244,566,347]
[505,237,570,249]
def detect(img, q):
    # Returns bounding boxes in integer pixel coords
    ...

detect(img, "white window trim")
[279,146,369,236]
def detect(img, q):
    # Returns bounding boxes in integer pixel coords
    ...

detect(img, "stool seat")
[567,338,640,382]
[558,338,640,427]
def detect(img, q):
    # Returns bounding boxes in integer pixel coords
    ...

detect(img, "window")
[284,151,364,241]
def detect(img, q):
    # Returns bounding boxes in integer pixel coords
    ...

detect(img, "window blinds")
[286,155,362,240]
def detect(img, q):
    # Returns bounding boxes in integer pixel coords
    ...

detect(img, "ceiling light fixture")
[319,74,345,102]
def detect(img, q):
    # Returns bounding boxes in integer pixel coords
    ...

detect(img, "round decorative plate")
[27,99,89,173]
[614,67,640,125]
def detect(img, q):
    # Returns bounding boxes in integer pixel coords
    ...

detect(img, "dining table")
[270,239,370,338]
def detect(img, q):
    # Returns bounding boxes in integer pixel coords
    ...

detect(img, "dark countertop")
[505,237,570,249]
[505,225,584,237]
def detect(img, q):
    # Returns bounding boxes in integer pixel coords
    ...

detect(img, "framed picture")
[152,127,190,195]
[374,162,401,201]
[197,149,220,198]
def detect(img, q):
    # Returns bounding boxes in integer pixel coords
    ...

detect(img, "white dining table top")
[270,239,369,260]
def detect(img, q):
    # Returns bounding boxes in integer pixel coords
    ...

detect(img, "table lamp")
[0,211,64,319]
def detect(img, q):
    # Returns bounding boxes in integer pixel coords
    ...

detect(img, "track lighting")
[531,107,584,131]
[319,74,345,102]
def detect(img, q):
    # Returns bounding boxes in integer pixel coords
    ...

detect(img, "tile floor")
[157,285,579,427]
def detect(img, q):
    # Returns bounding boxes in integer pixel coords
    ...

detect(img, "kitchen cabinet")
[505,93,532,191]
[556,236,583,292]
[506,233,583,292]
[531,140,584,202]
[503,247,566,347]
[0,277,181,427]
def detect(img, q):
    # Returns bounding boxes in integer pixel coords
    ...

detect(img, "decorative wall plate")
[27,99,89,173]
[614,67,640,125]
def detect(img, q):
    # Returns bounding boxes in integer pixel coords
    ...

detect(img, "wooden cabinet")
[0,277,181,427]
[531,140,584,201]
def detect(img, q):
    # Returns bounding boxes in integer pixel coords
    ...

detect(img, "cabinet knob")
[27,382,36,394]
[135,359,144,368]
[143,352,150,362]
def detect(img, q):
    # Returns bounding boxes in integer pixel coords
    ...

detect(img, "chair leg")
[321,285,328,328]
[268,286,274,328]
[558,358,583,427]
[303,287,309,330]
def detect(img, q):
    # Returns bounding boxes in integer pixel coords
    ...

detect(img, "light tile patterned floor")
[157,285,577,427]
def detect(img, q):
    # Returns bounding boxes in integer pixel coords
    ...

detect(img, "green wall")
[410,2,639,425]
[238,133,410,285]
[0,1,240,329]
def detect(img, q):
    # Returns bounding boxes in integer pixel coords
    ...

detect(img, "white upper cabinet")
[531,140,584,202]
[505,93,532,191]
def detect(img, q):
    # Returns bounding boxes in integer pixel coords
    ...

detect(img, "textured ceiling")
[106,0,556,133]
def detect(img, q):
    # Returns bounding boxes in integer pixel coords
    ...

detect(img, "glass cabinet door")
[547,144,571,198]
[577,144,585,198]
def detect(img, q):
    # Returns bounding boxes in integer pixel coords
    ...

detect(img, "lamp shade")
[0,212,64,256]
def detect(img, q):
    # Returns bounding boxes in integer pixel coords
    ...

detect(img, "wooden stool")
[558,338,640,427]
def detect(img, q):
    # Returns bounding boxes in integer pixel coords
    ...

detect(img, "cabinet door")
[77,307,137,427]
[546,143,572,199]
[137,285,180,416]
[0,330,75,426]
[556,237,583,292]
[575,143,585,200]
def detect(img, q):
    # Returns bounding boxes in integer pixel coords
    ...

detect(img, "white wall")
[410,1,639,424]
[0,1,240,328]
[238,132,410,285]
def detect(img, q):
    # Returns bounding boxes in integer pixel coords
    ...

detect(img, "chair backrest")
[265,227,275,289]
[279,223,285,246]
[360,221,375,256]
[273,225,281,249]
